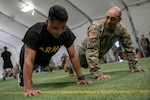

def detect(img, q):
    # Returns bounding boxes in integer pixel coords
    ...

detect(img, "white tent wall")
[73,21,91,46]
[129,2,150,47]
[0,0,150,70]
[119,8,138,49]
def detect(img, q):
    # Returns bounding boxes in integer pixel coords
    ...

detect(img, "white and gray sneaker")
[17,74,24,86]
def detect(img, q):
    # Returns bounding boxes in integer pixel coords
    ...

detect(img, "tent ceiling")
[0,0,150,51]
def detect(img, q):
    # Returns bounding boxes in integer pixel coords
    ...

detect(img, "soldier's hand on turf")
[77,80,93,85]
[96,75,111,80]
[131,67,147,72]
[24,89,41,97]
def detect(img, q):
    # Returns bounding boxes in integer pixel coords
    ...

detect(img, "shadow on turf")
[83,70,130,78]
[103,70,130,75]
[33,81,76,89]
[102,69,149,75]
[33,70,130,89]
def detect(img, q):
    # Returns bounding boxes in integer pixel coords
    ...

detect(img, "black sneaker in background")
[18,74,24,86]
[2,77,5,81]
[14,75,17,79]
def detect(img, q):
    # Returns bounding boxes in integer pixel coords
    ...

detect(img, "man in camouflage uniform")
[78,7,146,80]
[61,53,74,76]
[43,59,55,72]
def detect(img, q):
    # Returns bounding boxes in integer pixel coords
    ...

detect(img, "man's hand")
[96,75,111,80]
[76,80,93,85]
[131,67,147,72]
[24,89,41,97]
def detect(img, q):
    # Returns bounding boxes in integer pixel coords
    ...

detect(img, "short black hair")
[4,46,7,49]
[48,5,68,22]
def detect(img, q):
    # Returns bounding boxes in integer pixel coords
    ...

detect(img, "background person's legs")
[2,68,7,80]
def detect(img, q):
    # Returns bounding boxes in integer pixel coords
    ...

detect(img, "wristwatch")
[78,75,85,80]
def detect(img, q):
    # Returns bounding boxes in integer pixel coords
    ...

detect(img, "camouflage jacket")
[79,19,138,77]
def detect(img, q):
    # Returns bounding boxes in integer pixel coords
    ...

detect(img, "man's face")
[141,35,144,39]
[105,10,121,30]
[46,19,67,38]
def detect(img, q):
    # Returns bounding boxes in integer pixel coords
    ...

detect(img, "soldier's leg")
[2,68,7,80]
[64,64,68,72]
[68,64,74,76]
[143,47,147,57]
[78,38,89,68]
[11,67,17,79]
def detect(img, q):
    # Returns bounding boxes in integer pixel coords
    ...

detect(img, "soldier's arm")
[120,27,139,70]
[86,24,103,78]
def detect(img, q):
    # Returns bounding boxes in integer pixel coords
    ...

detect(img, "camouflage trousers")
[63,57,74,77]
[78,38,102,78]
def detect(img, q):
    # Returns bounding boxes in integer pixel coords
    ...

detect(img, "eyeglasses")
[50,23,66,33]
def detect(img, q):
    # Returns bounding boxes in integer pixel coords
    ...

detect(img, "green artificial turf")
[0,57,150,100]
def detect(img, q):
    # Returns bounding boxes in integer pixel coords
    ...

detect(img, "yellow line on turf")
[42,90,150,94]
[0,90,150,94]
